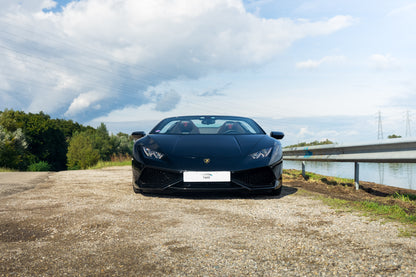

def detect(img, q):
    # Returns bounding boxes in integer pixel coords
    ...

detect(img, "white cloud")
[41,0,57,10]
[0,0,356,119]
[296,55,346,69]
[388,3,416,17]
[369,54,399,70]
[65,91,106,116]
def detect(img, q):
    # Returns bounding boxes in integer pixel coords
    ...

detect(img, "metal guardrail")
[282,139,416,189]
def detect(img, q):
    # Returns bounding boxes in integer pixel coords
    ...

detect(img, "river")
[284,160,416,190]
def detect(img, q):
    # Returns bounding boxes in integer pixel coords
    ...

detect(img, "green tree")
[0,127,28,169]
[111,132,133,156]
[388,134,402,139]
[0,110,133,170]
[93,123,113,160]
[0,109,87,170]
[67,131,100,169]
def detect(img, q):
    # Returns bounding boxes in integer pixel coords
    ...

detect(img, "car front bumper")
[132,159,283,193]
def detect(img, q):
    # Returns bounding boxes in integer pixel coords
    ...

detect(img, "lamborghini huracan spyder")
[131,115,284,195]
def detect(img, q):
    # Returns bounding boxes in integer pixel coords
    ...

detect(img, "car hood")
[137,134,276,171]
[151,134,267,157]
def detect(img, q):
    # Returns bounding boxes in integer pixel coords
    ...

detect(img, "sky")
[1,0,416,146]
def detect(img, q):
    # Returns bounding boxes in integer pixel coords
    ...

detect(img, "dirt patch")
[0,221,50,242]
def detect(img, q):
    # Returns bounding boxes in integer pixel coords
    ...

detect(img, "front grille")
[139,167,182,188]
[136,165,277,191]
[232,167,275,187]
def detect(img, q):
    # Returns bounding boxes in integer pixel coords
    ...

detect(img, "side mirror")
[131,131,146,140]
[270,131,284,140]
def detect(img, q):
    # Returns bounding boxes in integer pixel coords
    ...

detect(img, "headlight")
[249,147,272,159]
[269,143,282,164]
[142,147,164,159]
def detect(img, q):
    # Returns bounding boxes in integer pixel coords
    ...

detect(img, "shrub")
[28,161,51,171]
[67,131,100,169]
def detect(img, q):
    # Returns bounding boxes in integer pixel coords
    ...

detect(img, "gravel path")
[0,172,48,197]
[0,166,415,276]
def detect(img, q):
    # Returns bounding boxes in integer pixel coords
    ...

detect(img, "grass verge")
[88,160,131,169]
[285,169,355,186]
[283,169,416,237]
[318,196,416,237]
[0,167,16,172]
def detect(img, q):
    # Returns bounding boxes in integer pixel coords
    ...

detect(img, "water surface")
[284,160,416,190]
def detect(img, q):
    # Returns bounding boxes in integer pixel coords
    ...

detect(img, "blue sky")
[1,0,416,145]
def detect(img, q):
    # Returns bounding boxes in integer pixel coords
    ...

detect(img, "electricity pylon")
[377,111,383,140]
[405,110,412,137]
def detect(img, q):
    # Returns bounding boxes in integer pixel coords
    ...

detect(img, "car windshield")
[150,116,265,135]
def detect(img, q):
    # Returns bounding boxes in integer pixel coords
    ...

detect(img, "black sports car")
[131,115,284,195]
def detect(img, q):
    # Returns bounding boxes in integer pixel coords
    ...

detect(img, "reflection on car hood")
[150,134,268,157]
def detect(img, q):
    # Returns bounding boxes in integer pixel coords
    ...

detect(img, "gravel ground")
[1,166,416,276]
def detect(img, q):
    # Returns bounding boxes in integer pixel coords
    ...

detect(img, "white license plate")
[183,171,231,182]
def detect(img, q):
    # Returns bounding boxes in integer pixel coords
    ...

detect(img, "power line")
[0,17,182,105]
[0,18,176,81]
